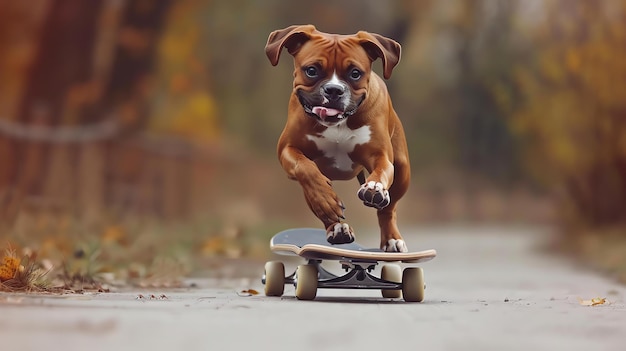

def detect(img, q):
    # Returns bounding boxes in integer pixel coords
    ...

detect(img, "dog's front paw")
[326,223,355,244]
[357,181,390,209]
[383,239,408,253]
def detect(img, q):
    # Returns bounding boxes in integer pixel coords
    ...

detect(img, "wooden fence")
[0,119,221,223]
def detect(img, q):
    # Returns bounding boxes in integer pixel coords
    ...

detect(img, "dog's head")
[265,25,401,126]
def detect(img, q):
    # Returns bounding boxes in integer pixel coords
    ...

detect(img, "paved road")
[1,227,625,351]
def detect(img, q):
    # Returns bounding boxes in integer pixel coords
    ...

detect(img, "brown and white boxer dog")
[265,25,410,252]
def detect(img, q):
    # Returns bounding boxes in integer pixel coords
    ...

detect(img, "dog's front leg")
[279,145,354,243]
[358,155,394,210]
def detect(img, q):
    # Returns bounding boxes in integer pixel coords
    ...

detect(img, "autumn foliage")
[502,1,626,227]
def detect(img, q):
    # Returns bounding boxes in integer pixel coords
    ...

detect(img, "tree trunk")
[1,0,172,222]
[10,0,102,215]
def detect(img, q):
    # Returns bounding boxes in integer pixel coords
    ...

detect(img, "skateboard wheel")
[402,267,425,302]
[264,261,285,297]
[295,264,318,300]
[381,264,402,299]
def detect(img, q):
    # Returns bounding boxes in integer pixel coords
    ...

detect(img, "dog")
[265,25,410,252]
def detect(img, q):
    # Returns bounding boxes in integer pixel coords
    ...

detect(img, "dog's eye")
[349,68,362,81]
[304,66,318,78]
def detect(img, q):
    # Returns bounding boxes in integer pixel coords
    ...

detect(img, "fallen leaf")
[578,297,608,306]
[237,289,259,297]
[0,252,21,282]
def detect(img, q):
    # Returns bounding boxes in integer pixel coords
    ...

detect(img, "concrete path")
[1,226,625,351]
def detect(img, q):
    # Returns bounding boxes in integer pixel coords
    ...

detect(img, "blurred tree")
[150,0,219,143]
[397,0,521,186]
[2,0,103,214]
[448,1,521,185]
[0,0,171,220]
[102,0,171,132]
[0,2,49,217]
[502,0,626,226]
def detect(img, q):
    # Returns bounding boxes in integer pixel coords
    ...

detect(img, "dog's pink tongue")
[312,106,342,119]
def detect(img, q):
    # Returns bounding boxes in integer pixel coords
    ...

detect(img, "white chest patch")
[306,124,371,172]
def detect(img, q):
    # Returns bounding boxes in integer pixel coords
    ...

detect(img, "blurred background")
[0,0,625,287]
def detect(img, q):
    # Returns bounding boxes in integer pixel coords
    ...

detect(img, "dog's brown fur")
[265,25,410,252]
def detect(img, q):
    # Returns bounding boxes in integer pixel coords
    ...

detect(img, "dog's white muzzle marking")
[322,71,351,110]
[306,124,371,172]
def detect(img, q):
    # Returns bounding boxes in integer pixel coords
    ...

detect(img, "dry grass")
[0,210,284,292]
[550,225,626,284]
[0,248,50,292]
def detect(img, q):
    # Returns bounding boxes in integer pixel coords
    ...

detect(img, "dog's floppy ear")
[356,32,401,79]
[265,25,316,66]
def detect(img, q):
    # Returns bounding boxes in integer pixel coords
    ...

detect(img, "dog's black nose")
[323,83,345,101]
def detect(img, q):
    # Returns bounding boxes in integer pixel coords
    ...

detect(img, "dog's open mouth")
[301,104,346,124]
[298,91,364,125]
[311,106,343,120]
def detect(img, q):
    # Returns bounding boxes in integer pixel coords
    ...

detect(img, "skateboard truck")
[340,259,377,272]
[304,259,402,291]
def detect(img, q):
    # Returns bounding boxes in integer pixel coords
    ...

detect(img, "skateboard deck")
[270,228,437,263]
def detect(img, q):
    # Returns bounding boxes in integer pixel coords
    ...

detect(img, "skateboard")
[262,228,437,302]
